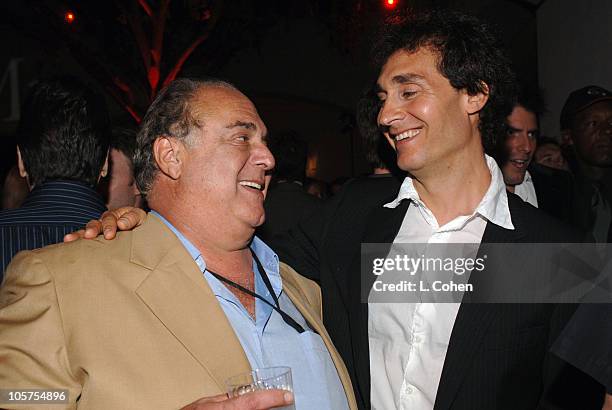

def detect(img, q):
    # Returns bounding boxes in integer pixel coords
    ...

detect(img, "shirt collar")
[22,179,107,212]
[523,170,532,183]
[149,210,282,295]
[384,154,514,230]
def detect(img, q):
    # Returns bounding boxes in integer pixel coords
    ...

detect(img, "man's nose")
[252,143,275,171]
[378,99,404,129]
[516,133,532,152]
[603,118,612,136]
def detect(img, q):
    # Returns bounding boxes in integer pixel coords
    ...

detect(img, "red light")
[64,11,75,23]
[384,0,397,9]
[388,0,394,4]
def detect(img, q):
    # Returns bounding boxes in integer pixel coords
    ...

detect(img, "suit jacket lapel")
[434,197,527,410]
[348,199,411,408]
[131,217,251,391]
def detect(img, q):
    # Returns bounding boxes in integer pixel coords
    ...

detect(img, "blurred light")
[64,11,75,23]
[385,0,396,8]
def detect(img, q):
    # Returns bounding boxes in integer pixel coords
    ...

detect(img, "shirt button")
[405,386,414,394]
[414,335,422,343]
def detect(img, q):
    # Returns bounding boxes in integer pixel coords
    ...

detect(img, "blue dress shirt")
[151,211,349,410]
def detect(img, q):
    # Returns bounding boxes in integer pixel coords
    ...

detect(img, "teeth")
[395,129,420,141]
[239,181,263,190]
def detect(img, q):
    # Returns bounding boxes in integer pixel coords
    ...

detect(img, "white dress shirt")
[513,171,538,207]
[368,155,515,410]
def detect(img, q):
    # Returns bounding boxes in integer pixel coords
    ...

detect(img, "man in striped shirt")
[0,76,110,280]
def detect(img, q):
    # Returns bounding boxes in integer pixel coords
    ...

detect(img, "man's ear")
[153,136,184,180]
[99,150,109,180]
[16,146,33,191]
[16,146,27,178]
[465,82,490,115]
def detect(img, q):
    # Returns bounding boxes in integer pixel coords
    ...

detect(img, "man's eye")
[236,135,249,142]
[401,90,417,98]
[527,131,539,139]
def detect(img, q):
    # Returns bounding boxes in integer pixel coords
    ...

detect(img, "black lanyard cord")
[206,250,307,334]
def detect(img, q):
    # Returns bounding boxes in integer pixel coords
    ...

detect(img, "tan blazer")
[0,216,357,410]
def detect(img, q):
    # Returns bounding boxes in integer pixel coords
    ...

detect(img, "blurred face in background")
[105,148,144,209]
[534,142,569,171]
[501,105,538,189]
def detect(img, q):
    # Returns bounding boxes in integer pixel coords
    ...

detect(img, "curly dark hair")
[372,9,518,155]
[134,77,237,196]
[17,76,110,187]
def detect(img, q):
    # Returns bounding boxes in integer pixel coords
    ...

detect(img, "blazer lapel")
[434,197,527,410]
[348,199,411,408]
[131,216,251,391]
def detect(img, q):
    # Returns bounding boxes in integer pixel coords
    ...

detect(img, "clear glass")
[225,366,295,410]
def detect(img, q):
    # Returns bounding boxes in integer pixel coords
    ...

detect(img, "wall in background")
[538,1,612,137]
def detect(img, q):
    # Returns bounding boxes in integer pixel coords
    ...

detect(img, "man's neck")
[412,153,491,226]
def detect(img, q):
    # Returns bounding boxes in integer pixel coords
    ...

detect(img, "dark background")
[0,0,608,182]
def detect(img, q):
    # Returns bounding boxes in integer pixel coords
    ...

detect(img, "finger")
[224,390,293,410]
[179,393,229,409]
[115,208,147,230]
[98,211,119,239]
[83,219,103,239]
[63,229,85,243]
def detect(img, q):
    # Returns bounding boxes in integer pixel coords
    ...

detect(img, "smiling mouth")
[509,159,529,168]
[239,180,264,191]
[393,129,421,142]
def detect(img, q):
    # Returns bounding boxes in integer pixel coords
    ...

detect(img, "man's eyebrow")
[226,121,256,130]
[376,74,426,92]
[391,73,425,84]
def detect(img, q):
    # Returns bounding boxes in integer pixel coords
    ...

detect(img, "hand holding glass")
[225,367,295,410]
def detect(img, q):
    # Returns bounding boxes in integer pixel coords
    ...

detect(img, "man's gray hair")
[134,77,237,196]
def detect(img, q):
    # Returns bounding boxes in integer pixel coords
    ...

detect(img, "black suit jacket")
[271,180,602,409]
[529,163,574,225]
[347,193,601,410]
[257,181,322,242]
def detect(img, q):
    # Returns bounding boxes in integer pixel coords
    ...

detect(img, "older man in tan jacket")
[0,78,356,410]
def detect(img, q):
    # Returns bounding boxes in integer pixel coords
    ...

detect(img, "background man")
[500,94,541,206]
[0,78,356,409]
[561,85,612,242]
[0,76,110,279]
[498,91,574,223]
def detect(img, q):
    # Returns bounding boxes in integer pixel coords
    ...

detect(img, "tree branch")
[162,31,209,88]
[137,0,153,19]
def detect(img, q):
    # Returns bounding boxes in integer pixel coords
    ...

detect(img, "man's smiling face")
[178,86,275,231]
[376,47,476,178]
